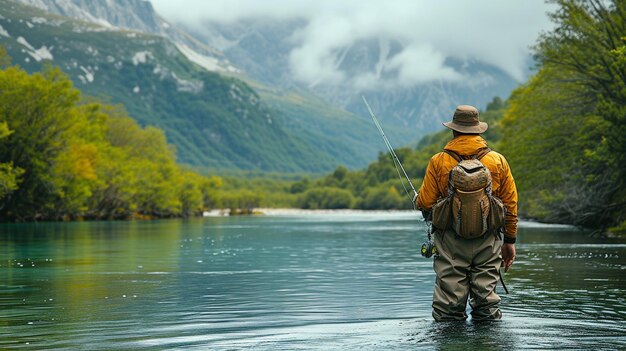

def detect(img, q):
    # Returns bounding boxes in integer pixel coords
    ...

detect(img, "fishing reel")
[421,240,437,258]
[421,215,438,258]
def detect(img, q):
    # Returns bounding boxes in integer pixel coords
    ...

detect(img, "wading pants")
[432,229,503,321]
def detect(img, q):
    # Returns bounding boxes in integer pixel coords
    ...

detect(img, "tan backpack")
[431,148,506,239]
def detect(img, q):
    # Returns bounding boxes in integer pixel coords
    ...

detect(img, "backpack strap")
[443,149,462,162]
[475,147,492,160]
[443,149,460,198]
[444,148,492,161]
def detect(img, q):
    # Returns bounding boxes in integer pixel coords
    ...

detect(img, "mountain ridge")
[17,0,238,73]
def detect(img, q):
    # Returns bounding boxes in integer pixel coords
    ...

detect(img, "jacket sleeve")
[416,155,440,211]
[498,156,519,243]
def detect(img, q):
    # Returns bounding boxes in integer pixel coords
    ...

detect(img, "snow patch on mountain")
[132,51,152,65]
[86,46,99,57]
[30,17,47,24]
[171,72,203,93]
[20,0,116,28]
[72,25,103,33]
[175,43,222,72]
[16,36,34,50]
[79,66,94,83]
[153,65,162,74]
[0,24,9,37]
[15,0,233,75]
[16,36,53,61]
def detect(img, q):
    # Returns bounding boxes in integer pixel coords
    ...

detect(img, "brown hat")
[442,105,488,134]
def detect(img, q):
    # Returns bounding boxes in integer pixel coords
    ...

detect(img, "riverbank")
[203,208,420,217]
[204,208,580,230]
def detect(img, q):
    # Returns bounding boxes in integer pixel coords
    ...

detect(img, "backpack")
[431,148,506,239]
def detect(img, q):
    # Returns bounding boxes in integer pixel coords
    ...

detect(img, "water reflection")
[0,214,624,349]
[0,220,187,348]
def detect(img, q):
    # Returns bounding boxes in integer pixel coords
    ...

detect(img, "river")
[0,212,624,350]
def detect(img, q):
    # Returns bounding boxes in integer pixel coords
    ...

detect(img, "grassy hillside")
[251,83,417,170]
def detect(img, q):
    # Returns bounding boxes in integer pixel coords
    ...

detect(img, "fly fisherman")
[415,105,518,321]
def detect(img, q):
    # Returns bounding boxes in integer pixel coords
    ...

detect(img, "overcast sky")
[151,0,555,88]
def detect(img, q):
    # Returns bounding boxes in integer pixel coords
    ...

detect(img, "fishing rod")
[362,96,417,206]
[363,96,438,258]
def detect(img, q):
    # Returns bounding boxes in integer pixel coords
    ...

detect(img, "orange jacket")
[416,135,518,242]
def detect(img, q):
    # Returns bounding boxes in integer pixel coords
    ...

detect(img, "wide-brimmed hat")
[442,105,488,134]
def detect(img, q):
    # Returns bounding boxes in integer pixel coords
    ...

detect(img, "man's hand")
[502,243,516,272]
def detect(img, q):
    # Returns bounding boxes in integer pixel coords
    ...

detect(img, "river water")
[0,212,624,350]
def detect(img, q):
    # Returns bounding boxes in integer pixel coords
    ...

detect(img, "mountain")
[184,19,524,140]
[1,0,389,172]
[16,0,237,73]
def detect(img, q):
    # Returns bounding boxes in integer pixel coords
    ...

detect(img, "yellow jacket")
[416,135,518,242]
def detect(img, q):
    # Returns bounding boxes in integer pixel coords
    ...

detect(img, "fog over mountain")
[152,0,555,133]
[153,1,553,86]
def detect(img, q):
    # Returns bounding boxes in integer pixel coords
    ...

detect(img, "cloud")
[151,0,555,88]
[385,44,463,86]
[288,15,354,86]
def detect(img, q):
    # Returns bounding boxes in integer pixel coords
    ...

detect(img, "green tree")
[178,170,204,217]
[0,46,10,69]
[46,103,111,218]
[297,187,354,209]
[501,0,626,232]
[0,67,81,219]
[198,175,223,209]
[290,177,310,193]
[0,122,23,202]
[220,190,263,213]
[358,184,407,210]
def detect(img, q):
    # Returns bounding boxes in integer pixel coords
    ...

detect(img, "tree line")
[0,49,226,220]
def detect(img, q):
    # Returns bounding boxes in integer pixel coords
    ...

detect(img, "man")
[416,105,518,321]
